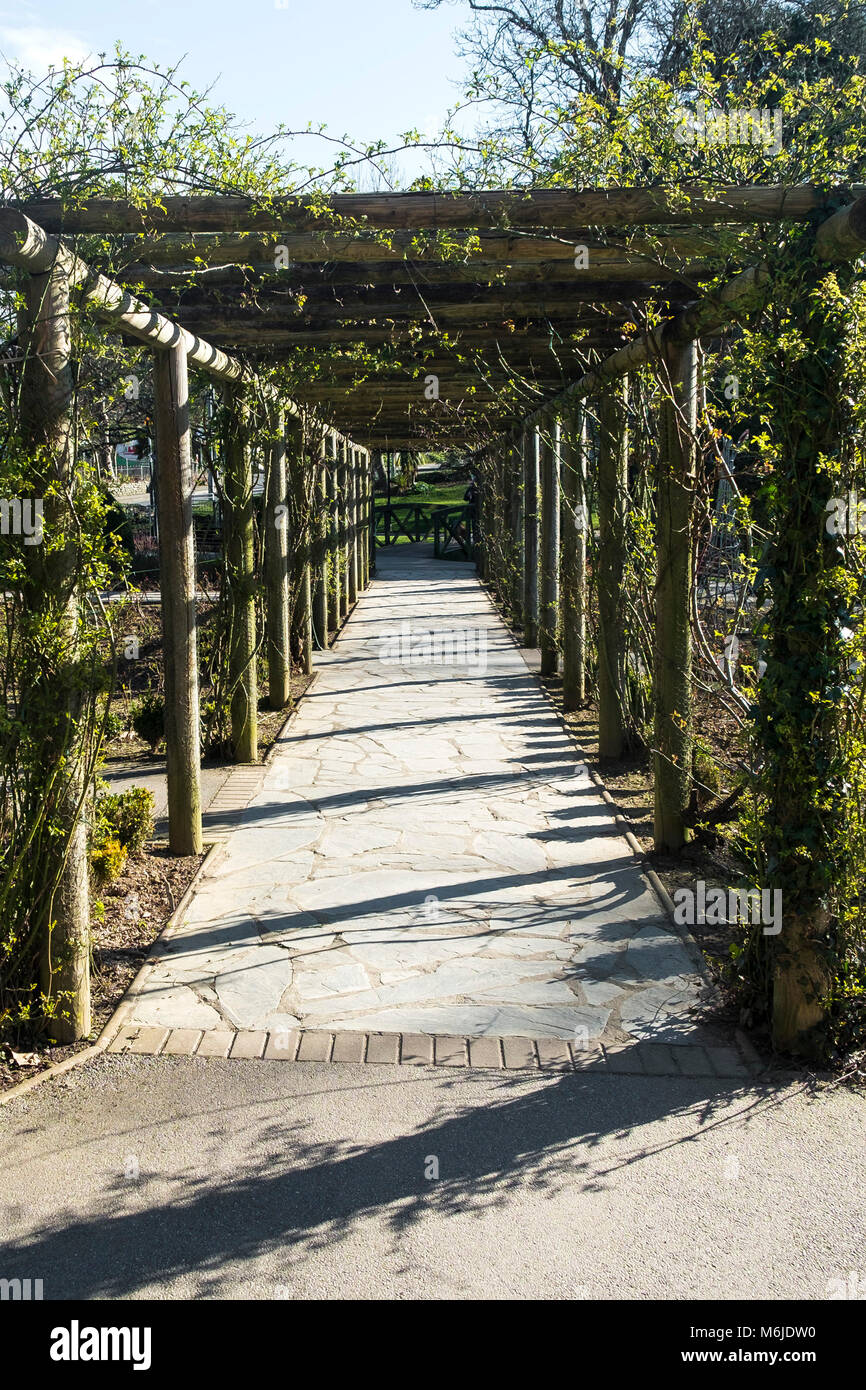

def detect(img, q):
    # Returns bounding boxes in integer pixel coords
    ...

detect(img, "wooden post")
[359,449,369,587]
[561,406,588,711]
[597,378,630,759]
[369,450,379,576]
[153,341,204,852]
[348,445,359,605]
[654,342,696,850]
[223,381,258,762]
[365,450,373,583]
[539,415,561,676]
[264,406,291,709]
[510,429,524,627]
[337,438,349,622]
[311,426,329,649]
[326,434,340,636]
[19,261,91,1042]
[360,450,368,587]
[288,417,313,675]
[522,424,539,646]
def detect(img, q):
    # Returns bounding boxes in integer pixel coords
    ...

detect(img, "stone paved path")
[123,546,712,1048]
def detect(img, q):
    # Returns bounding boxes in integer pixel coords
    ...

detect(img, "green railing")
[432,505,474,559]
[374,501,474,558]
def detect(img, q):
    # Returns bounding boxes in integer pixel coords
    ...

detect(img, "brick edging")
[104,1024,758,1079]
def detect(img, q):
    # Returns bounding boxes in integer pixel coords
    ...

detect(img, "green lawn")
[376,484,468,507]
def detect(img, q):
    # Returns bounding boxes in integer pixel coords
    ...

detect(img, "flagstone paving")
[123,546,714,1047]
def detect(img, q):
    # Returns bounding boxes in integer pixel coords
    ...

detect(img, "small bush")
[89,786,155,883]
[111,786,155,854]
[102,708,124,741]
[131,693,165,751]
[90,836,128,886]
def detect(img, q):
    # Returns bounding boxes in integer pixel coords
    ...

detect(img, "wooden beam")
[0,209,243,382]
[529,195,866,423]
[814,192,866,261]
[21,186,862,233]
[123,229,718,273]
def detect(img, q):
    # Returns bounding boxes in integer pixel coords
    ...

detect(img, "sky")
[0,0,473,182]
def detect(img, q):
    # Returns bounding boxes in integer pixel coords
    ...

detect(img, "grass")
[377,483,468,507]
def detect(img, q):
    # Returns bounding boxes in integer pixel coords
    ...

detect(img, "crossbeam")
[19,185,864,233]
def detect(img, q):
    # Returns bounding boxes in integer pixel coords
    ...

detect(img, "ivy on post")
[752,230,866,1054]
[19,258,91,1043]
[561,405,588,711]
[597,377,630,759]
[153,339,204,853]
[222,380,258,763]
[264,403,290,710]
[522,423,539,647]
[288,415,313,676]
[653,344,697,850]
[539,414,561,677]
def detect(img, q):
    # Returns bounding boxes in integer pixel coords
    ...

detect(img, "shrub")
[89,836,128,886]
[102,708,124,741]
[131,692,165,751]
[111,786,155,854]
[89,786,155,883]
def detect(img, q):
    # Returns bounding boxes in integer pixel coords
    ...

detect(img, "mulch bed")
[0,845,203,1096]
[1,673,315,1096]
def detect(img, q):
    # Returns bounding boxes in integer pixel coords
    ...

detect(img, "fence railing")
[374,502,474,558]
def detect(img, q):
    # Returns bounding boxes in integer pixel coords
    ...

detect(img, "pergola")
[3,182,866,1046]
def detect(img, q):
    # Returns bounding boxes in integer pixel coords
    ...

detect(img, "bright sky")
[0,0,471,180]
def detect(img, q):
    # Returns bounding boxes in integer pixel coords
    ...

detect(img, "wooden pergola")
[3,183,866,1046]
